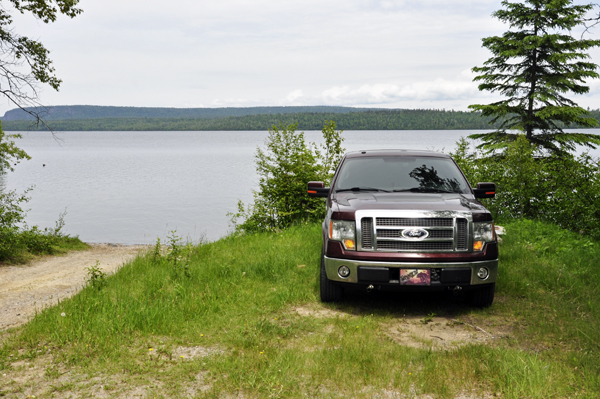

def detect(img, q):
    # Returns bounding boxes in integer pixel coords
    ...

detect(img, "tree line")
[4,108,600,131]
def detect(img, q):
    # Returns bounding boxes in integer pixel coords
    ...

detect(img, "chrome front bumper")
[324,256,498,286]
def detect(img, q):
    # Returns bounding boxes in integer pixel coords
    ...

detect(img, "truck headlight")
[329,220,356,250]
[473,222,495,251]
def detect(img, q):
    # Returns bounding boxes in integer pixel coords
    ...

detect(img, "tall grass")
[1,220,599,398]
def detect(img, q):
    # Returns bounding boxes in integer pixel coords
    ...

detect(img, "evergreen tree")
[469,0,600,154]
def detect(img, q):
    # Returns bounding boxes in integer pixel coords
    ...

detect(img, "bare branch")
[581,3,600,39]
[0,1,82,136]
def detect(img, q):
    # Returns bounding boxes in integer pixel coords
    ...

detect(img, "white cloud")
[285,90,305,104]
[319,79,478,105]
[274,71,482,108]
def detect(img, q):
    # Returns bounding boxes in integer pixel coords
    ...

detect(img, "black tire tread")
[470,283,495,308]
[320,253,343,302]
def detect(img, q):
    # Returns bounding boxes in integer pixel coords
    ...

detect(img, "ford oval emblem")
[401,228,429,240]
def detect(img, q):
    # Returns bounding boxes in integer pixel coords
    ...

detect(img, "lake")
[5,129,600,244]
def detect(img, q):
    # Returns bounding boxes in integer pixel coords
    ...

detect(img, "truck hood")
[331,192,488,213]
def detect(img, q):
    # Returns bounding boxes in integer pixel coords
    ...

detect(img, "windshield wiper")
[393,187,457,193]
[336,187,391,193]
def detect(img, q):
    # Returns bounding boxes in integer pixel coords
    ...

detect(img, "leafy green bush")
[0,125,87,263]
[0,188,32,261]
[230,121,344,233]
[451,135,600,237]
[0,188,86,263]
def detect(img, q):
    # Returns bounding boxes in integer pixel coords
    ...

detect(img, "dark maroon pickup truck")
[307,149,498,307]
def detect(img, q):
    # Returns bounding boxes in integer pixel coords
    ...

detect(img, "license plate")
[400,269,430,285]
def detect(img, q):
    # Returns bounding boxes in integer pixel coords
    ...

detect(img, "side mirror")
[473,182,496,199]
[307,181,330,198]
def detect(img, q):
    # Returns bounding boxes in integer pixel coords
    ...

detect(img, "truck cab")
[307,149,498,307]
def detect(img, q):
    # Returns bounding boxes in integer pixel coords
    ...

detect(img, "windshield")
[334,156,471,194]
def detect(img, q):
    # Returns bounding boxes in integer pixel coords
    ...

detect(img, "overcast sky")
[3,0,600,116]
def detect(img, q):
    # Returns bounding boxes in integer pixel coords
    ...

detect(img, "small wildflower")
[149,348,153,351]
[60,313,66,317]
[409,372,412,375]
[181,355,184,358]
[201,334,204,337]
[260,351,264,354]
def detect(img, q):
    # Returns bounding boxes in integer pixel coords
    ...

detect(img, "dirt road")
[0,244,148,331]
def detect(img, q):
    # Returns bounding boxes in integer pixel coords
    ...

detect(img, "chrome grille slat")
[456,218,468,250]
[377,241,454,251]
[376,218,453,227]
[361,218,373,249]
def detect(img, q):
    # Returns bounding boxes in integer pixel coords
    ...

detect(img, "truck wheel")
[470,283,495,308]
[320,253,343,302]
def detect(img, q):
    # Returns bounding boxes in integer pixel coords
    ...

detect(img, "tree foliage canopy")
[229,121,344,233]
[0,0,81,116]
[469,0,600,154]
[451,135,600,238]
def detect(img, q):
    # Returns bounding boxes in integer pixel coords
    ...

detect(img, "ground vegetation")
[0,220,598,397]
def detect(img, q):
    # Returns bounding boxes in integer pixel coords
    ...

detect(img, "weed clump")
[151,231,195,278]
[86,260,107,290]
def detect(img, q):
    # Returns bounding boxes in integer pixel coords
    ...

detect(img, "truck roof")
[344,149,451,158]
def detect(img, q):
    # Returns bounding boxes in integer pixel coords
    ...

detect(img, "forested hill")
[2,106,600,131]
[1,105,379,121]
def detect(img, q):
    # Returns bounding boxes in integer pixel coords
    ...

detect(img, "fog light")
[477,267,489,280]
[338,265,351,278]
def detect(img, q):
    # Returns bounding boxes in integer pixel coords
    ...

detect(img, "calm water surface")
[6,129,599,244]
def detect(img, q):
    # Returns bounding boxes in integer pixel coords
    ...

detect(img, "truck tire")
[470,283,495,308]
[320,252,343,302]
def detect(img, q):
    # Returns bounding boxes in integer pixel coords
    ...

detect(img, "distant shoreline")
[3,105,599,132]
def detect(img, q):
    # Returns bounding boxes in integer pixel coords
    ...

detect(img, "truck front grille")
[377,229,453,239]
[377,218,453,227]
[377,241,454,251]
[359,216,469,253]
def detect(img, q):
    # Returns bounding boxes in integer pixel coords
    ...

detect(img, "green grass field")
[1,219,599,398]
